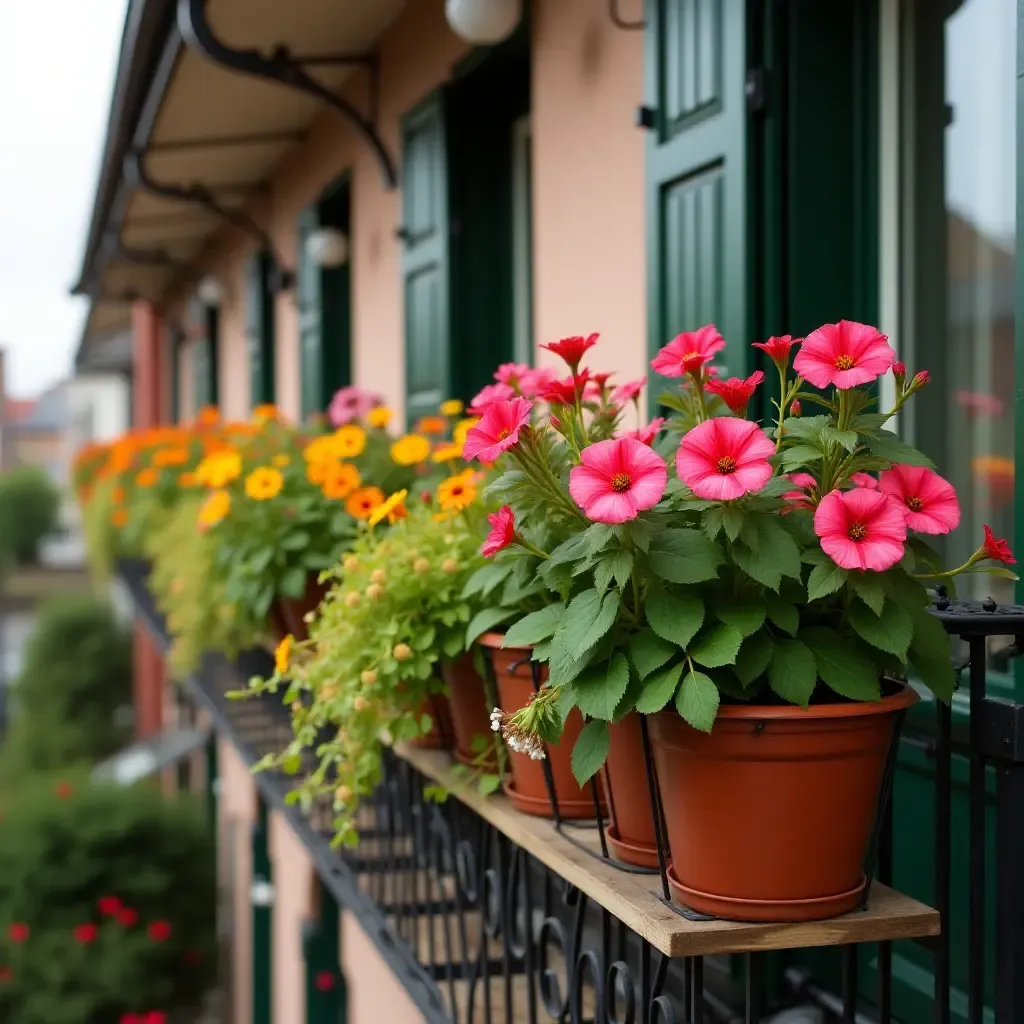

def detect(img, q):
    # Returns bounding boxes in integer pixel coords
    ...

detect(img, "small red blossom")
[142,1013,167,1024]
[315,970,336,992]
[117,907,139,928]
[8,923,29,943]
[55,780,73,800]
[790,399,802,416]
[540,333,598,369]
[893,362,906,379]
[98,896,122,916]
[543,371,590,405]
[147,920,172,943]
[0,966,11,983]
[482,506,516,558]
[705,370,765,414]
[622,417,665,447]
[982,525,1016,565]
[74,923,98,944]
[651,325,725,377]
[913,370,931,387]
[752,335,799,366]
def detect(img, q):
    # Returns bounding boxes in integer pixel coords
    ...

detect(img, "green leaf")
[629,628,677,680]
[766,602,799,636]
[758,519,803,580]
[574,591,621,659]
[595,550,634,594]
[636,661,683,713]
[780,445,825,472]
[558,589,602,655]
[546,635,598,687]
[280,530,311,551]
[478,774,502,795]
[279,567,308,598]
[548,533,590,565]
[907,605,955,702]
[850,572,886,616]
[849,598,913,659]
[648,529,724,584]
[582,524,619,555]
[571,719,610,783]
[735,629,775,685]
[732,542,781,591]
[863,430,934,468]
[821,426,859,452]
[503,604,565,648]
[714,598,766,638]
[462,562,512,599]
[801,626,881,701]
[807,561,848,601]
[571,653,631,720]
[690,624,743,668]
[675,668,720,732]
[645,588,704,648]
[465,606,515,648]
[767,639,818,707]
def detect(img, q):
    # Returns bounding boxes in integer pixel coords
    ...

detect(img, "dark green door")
[304,882,346,1024]
[193,305,219,411]
[246,253,276,408]
[645,0,751,393]
[251,799,272,1024]
[401,92,450,426]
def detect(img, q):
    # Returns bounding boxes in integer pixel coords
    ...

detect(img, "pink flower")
[783,473,816,508]
[705,370,764,414]
[982,525,1016,565]
[788,473,817,490]
[752,335,799,365]
[813,488,907,571]
[651,325,725,377]
[879,465,960,535]
[623,417,665,447]
[519,367,557,398]
[482,506,516,557]
[462,398,532,463]
[495,362,532,387]
[541,334,598,369]
[790,399,802,416]
[569,438,667,524]
[850,472,879,490]
[675,418,775,501]
[612,378,646,405]
[793,321,896,390]
[328,386,378,426]
[468,382,515,414]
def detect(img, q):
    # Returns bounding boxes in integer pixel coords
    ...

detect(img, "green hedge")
[0,466,61,565]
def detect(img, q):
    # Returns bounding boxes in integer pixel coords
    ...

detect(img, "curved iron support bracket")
[123,150,295,291]
[178,0,398,190]
[104,233,184,269]
[607,0,645,30]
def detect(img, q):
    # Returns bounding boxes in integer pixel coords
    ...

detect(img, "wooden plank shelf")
[394,742,941,959]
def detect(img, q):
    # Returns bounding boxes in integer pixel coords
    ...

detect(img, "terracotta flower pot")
[649,683,917,922]
[477,632,604,820]
[602,714,660,868]
[275,574,330,642]
[409,692,456,751]
[441,654,498,768]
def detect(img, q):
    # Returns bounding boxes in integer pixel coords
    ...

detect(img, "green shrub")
[1,594,132,774]
[0,771,216,1023]
[0,466,61,565]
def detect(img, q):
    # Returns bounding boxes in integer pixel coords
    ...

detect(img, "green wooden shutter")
[297,204,324,421]
[646,0,750,392]
[251,800,272,1024]
[246,253,276,408]
[303,883,346,1024]
[402,92,450,426]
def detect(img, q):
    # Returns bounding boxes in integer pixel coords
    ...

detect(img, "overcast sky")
[0,0,127,398]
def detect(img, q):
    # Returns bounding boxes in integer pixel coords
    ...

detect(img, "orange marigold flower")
[367,407,392,429]
[252,404,279,423]
[333,425,366,458]
[345,486,385,520]
[136,468,158,488]
[111,508,128,528]
[196,450,241,488]
[322,462,361,500]
[179,471,198,487]
[272,453,290,467]
[245,466,284,501]
[416,415,447,436]
[152,445,189,467]
[112,485,125,505]
[437,470,478,512]
[196,405,220,427]
[306,458,337,485]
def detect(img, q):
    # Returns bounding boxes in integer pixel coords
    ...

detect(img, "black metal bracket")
[103,233,185,269]
[607,0,645,30]
[979,697,1024,764]
[123,150,295,292]
[177,0,398,190]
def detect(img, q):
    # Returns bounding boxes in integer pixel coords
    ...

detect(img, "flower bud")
[360,669,377,686]
[366,583,384,600]
[420,489,432,504]
[344,591,361,608]
[393,643,413,661]
[370,569,386,584]
[291,701,303,714]
[413,558,430,574]
[343,555,360,572]
[913,369,931,387]
[334,785,352,804]
[353,695,370,712]
[441,558,459,573]
[320,684,337,700]
[790,399,802,417]
[304,610,315,623]
[893,361,906,379]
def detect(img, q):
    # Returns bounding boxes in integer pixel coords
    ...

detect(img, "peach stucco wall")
[341,912,424,1024]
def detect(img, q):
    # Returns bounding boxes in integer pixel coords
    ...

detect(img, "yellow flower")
[196,450,242,487]
[303,436,338,464]
[135,468,158,488]
[275,634,293,676]
[367,406,392,429]
[431,445,463,463]
[440,399,464,417]
[321,462,361,500]
[416,415,447,436]
[306,459,336,485]
[391,434,431,466]
[272,454,290,467]
[368,489,409,527]
[453,418,479,450]
[252,403,279,423]
[437,470,477,512]
[333,424,366,458]
[345,486,385,520]
[245,466,284,501]
[198,489,231,530]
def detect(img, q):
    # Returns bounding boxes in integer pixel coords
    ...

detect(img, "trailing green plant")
[0,771,216,1024]
[0,465,61,565]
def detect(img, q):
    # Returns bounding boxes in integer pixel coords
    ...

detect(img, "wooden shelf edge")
[393,742,941,958]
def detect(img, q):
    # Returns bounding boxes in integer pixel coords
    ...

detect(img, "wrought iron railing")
[118,558,1024,1023]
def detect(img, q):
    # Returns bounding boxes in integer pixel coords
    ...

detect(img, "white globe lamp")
[445,0,522,45]
[196,276,223,308]
[305,227,350,269]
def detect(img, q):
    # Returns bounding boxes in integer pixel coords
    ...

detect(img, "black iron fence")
[118,559,1024,1023]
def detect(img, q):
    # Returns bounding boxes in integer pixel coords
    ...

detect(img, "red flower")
[8,923,28,943]
[74,923,98,944]
[622,417,665,447]
[55,781,73,800]
[462,398,533,464]
[315,970,336,992]
[117,907,139,928]
[705,370,765,415]
[982,525,1016,565]
[543,372,590,405]
[0,965,12,983]
[752,335,799,366]
[676,418,775,501]
[98,896,122,916]
[790,399,802,416]
[540,333,598,370]
[142,1013,166,1024]
[147,920,172,943]
[893,362,906,379]
[651,325,725,377]
[793,320,895,390]
[813,488,907,572]
[481,506,516,558]
[913,370,931,387]
[120,1015,142,1024]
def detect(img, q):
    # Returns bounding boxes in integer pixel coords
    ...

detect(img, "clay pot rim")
[477,631,532,653]
[658,680,919,722]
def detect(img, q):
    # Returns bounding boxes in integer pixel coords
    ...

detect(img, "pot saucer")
[502,779,604,820]
[603,824,661,870]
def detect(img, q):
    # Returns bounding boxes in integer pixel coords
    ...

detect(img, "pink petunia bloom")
[462,398,533,463]
[879,464,960,535]
[783,473,816,509]
[705,370,765,414]
[752,335,800,366]
[813,488,907,571]
[518,367,557,399]
[541,334,598,369]
[612,378,647,405]
[569,438,668,524]
[788,472,817,490]
[651,325,725,378]
[468,382,515,414]
[793,320,896,390]
[675,418,775,501]
[495,362,533,387]
[328,386,379,426]
[623,417,666,447]
[482,506,516,557]
[982,525,1016,565]
[850,472,879,490]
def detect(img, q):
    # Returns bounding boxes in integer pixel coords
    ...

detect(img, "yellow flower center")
[716,456,737,475]
[848,521,867,541]
[610,472,632,493]
[684,351,702,362]
[906,496,924,512]
[834,354,856,370]
[497,428,511,440]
